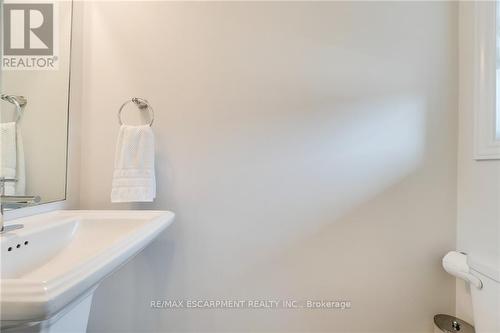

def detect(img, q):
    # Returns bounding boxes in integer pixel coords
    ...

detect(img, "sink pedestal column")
[5,293,94,333]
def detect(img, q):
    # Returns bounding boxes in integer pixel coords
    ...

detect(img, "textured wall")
[78,2,458,332]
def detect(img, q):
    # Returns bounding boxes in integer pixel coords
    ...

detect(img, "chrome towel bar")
[117,97,154,127]
[0,94,27,123]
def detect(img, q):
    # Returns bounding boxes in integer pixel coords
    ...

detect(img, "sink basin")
[0,210,174,332]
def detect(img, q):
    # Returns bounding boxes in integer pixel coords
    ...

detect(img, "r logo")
[3,3,54,56]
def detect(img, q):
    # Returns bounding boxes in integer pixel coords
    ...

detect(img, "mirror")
[497,0,500,139]
[0,1,72,205]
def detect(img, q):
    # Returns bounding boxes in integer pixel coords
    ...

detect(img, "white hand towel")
[0,122,25,195]
[111,125,156,202]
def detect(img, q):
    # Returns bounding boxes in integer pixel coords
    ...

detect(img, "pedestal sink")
[0,210,174,333]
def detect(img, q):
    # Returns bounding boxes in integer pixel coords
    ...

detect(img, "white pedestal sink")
[0,210,174,333]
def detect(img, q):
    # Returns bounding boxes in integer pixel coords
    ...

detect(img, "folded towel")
[111,125,156,202]
[0,122,25,195]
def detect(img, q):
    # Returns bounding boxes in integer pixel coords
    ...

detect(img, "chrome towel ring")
[118,97,155,127]
[1,94,27,123]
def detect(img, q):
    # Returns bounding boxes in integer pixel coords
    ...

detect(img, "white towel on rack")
[0,122,25,195]
[111,125,156,202]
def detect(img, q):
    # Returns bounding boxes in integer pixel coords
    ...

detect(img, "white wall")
[456,2,500,324]
[78,2,458,332]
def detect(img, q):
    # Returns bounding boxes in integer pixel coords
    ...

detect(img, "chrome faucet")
[0,177,40,233]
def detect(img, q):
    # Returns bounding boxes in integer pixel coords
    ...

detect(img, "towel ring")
[1,94,25,123]
[118,97,154,127]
